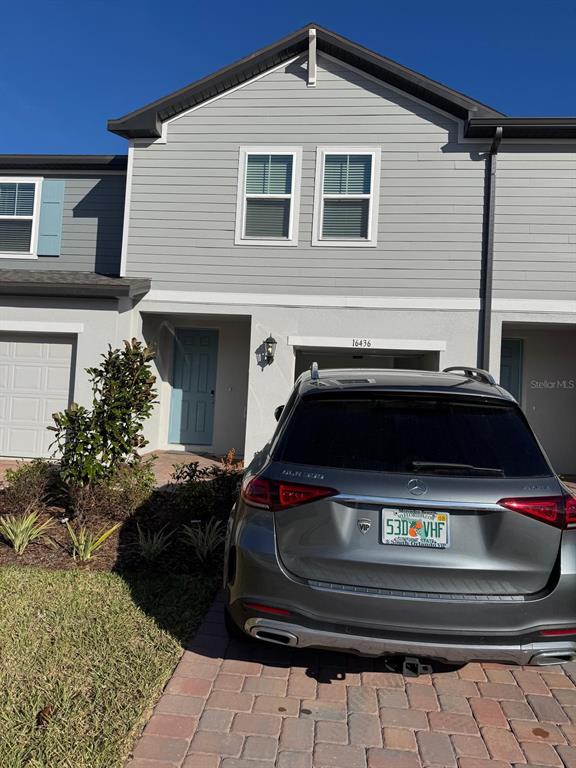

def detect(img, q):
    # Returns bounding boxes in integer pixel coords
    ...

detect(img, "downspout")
[477,126,503,370]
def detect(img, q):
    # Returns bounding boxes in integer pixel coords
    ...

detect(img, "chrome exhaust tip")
[531,650,576,666]
[248,626,298,647]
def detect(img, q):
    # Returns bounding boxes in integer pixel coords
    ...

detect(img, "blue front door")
[169,329,218,445]
[500,338,524,404]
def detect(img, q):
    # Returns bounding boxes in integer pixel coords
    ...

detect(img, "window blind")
[0,182,36,252]
[245,199,290,238]
[322,199,369,239]
[323,155,371,195]
[0,220,33,251]
[244,154,293,238]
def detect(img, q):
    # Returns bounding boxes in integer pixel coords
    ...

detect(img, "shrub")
[0,512,54,555]
[0,459,59,516]
[51,339,157,487]
[66,522,120,562]
[182,518,226,565]
[69,458,156,521]
[170,452,243,522]
[136,523,174,562]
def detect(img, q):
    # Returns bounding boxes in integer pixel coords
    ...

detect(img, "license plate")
[382,508,450,548]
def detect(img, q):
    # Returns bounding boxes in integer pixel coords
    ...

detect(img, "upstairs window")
[313,148,381,247]
[235,148,301,246]
[0,178,41,257]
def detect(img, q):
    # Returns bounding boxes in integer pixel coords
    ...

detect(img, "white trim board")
[119,141,135,277]
[288,336,446,351]
[143,290,481,311]
[493,299,576,314]
[0,321,84,334]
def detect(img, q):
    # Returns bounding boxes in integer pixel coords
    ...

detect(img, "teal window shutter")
[38,180,65,256]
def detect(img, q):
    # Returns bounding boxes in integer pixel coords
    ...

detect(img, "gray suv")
[224,366,576,667]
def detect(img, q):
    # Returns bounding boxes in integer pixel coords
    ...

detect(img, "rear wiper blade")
[411,461,505,477]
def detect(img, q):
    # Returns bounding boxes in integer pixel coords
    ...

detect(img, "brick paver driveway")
[127,596,576,768]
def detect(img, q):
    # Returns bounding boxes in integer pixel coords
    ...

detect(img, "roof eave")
[466,117,576,140]
[107,25,311,138]
[0,155,128,171]
[0,278,150,300]
[108,23,503,140]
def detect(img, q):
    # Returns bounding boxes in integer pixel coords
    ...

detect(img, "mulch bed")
[0,490,206,574]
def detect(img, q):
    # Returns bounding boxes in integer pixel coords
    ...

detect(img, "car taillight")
[566,496,576,526]
[498,495,576,528]
[241,475,337,511]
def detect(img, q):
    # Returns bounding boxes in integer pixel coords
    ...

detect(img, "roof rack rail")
[442,366,496,386]
[310,361,319,381]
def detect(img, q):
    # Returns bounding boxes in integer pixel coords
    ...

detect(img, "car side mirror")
[274,405,284,422]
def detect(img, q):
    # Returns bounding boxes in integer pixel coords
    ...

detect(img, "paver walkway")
[126,594,576,768]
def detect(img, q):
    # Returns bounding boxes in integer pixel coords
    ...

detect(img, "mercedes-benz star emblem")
[357,518,371,534]
[407,478,427,496]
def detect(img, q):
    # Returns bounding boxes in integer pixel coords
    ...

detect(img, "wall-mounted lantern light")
[264,335,277,364]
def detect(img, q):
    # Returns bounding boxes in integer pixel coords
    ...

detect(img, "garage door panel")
[46,366,72,393]
[13,365,43,391]
[6,428,40,457]
[47,342,73,361]
[10,397,41,423]
[0,333,74,458]
[14,340,46,360]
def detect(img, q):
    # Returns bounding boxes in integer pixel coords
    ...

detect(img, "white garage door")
[0,334,74,458]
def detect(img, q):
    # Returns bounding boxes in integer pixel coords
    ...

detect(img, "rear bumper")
[226,506,576,666]
[244,617,576,666]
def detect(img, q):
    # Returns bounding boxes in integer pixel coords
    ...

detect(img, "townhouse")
[1,24,576,471]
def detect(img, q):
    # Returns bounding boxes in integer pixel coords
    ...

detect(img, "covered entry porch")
[140,312,251,458]
[499,322,576,475]
[289,336,445,379]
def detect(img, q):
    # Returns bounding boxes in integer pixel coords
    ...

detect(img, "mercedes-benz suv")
[224,366,576,666]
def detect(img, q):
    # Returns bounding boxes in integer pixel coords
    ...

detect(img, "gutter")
[478,126,503,370]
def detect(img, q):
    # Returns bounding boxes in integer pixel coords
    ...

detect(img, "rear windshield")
[274,394,551,477]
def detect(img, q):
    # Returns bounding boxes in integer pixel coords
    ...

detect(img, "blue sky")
[2,0,575,154]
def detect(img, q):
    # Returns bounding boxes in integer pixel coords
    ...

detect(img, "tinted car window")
[274,394,551,477]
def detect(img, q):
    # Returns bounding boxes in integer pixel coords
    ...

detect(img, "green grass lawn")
[0,566,216,768]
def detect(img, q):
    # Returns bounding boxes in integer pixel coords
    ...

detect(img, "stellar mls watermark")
[530,379,576,390]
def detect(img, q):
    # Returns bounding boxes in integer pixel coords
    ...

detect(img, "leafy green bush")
[66,522,120,562]
[0,459,59,515]
[170,453,242,522]
[51,339,157,487]
[182,518,226,565]
[0,512,54,555]
[69,458,156,521]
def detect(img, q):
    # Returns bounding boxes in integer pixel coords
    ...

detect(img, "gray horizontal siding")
[494,150,576,299]
[0,172,125,275]
[127,54,486,297]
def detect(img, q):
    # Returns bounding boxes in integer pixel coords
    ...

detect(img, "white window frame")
[235,147,302,246]
[312,147,381,247]
[0,177,42,259]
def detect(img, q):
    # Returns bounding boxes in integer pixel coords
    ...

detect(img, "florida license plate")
[382,508,450,548]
